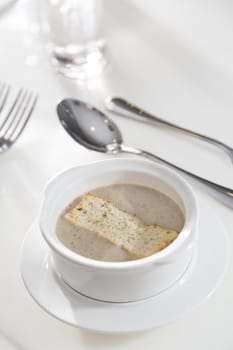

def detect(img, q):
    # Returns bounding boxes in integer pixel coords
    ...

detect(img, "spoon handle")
[120,144,233,209]
[106,97,233,163]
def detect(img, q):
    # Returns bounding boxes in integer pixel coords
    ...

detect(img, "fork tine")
[0,85,38,152]
[0,83,10,114]
[0,88,24,131]
[9,92,38,142]
[4,89,31,138]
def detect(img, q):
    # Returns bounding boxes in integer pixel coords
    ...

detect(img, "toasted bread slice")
[64,194,178,257]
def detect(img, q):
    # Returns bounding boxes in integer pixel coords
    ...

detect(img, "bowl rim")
[39,158,199,271]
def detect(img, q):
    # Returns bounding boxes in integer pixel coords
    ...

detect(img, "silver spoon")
[57,98,233,209]
[105,97,233,164]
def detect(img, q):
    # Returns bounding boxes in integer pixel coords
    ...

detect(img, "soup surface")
[56,184,184,262]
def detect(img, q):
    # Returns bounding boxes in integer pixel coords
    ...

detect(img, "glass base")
[50,47,108,80]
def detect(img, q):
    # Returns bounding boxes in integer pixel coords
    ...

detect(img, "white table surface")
[0,0,233,348]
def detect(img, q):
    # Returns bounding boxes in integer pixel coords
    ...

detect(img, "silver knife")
[105,96,233,164]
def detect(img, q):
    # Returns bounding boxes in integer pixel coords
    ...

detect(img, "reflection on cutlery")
[57,98,233,209]
[0,82,38,152]
[105,97,233,164]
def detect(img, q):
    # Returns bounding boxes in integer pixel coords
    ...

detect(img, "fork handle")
[105,97,233,162]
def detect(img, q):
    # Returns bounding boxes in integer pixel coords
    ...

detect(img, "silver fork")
[105,97,233,164]
[0,82,38,152]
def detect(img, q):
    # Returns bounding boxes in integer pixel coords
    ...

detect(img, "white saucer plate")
[20,197,229,334]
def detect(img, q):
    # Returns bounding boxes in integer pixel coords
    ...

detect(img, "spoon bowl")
[57,99,122,153]
[57,98,233,209]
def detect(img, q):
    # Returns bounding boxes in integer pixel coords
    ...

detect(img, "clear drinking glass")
[40,0,108,79]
